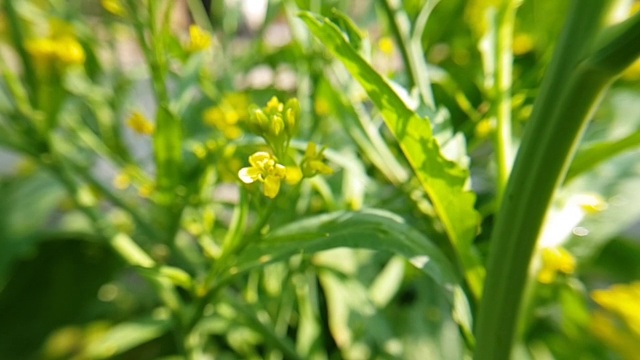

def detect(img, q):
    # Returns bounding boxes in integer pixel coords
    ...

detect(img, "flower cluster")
[127,111,155,135]
[237,97,332,199]
[248,96,299,158]
[186,25,213,53]
[26,20,85,71]
[238,152,288,199]
[203,93,249,140]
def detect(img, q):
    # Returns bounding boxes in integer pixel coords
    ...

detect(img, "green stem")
[127,0,184,237]
[474,1,640,359]
[491,2,516,204]
[3,0,37,103]
[380,0,435,109]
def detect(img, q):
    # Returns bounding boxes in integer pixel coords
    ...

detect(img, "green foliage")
[1,0,640,359]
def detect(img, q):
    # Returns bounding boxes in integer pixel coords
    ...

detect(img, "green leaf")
[298,12,483,297]
[228,209,459,293]
[83,317,170,359]
[566,129,640,181]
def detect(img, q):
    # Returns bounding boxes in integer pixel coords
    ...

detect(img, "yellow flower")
[238,152,287,198]
[101,0,126,16]
[378,36,395,56]
[204,93,249,139]
[537,246,576,284]
[204,107,243,139]
[127,111,155,135]
[513,33,534,56]
[285,166,303,185]
[592,282,640,337]
[113,172,131,190]
[26,36,85,67]
[187,25,212,52]
[301,142,333,177]
[55,37,85,65]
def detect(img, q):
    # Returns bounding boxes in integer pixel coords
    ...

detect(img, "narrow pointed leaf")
[299,12,483,296]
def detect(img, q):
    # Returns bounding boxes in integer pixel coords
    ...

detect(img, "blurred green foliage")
[1,0,640,359]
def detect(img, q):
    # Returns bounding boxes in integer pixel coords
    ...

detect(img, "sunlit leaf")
[83,318,170,359]
[299,12,483,296]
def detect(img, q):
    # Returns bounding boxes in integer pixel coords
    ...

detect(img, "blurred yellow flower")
[592,282,640,336]
[187,25,212,52]
[285,166,303,185]
[127,111,155,135]
[513,33,534,56]
[537,246,576,284]
[113,172,131,190]
[378,36,395,56]
[301,142,333,178]
[314,98,331,117]
[55,37,85,65]
[238,152,287,198]
[204,93,249,139]
[101,0,126,16]
[204,107,242,139]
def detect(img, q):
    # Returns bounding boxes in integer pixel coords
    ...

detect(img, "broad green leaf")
[83,318,170,359]
[228,209,459,293]
[299,12,483,296]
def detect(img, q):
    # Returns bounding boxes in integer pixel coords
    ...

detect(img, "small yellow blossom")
[113,172,131,190]
[475,119,493,138]
[55,37,85,65]
[26,36,85,67]
[266,96,284,114]
[127,111,155,135]
[575,193,608,215]
[238,152,287,198]
[138,183,155,198]
[537,247,576,284]
[285,166,303,185]
[301,142,333,178]
[513,33,534,56]
[191,143,207,159]
[315,98,331,117]
[187,25,212,52]
[592,282,640,336]
[204,107,243,139]
[378,36,395,56]
[101,0,126,16]
[204,93,249,139]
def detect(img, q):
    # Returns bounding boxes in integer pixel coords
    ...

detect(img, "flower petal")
[249,151,272,168]
[263,175,281,198]
[238,167,260,183]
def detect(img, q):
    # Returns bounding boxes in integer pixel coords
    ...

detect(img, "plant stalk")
[474,1,640,359]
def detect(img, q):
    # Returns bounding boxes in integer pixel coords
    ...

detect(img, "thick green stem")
[474,1,640,359]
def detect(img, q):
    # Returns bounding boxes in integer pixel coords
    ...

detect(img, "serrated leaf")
[298,12,483,296]
[228,209,459,293]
